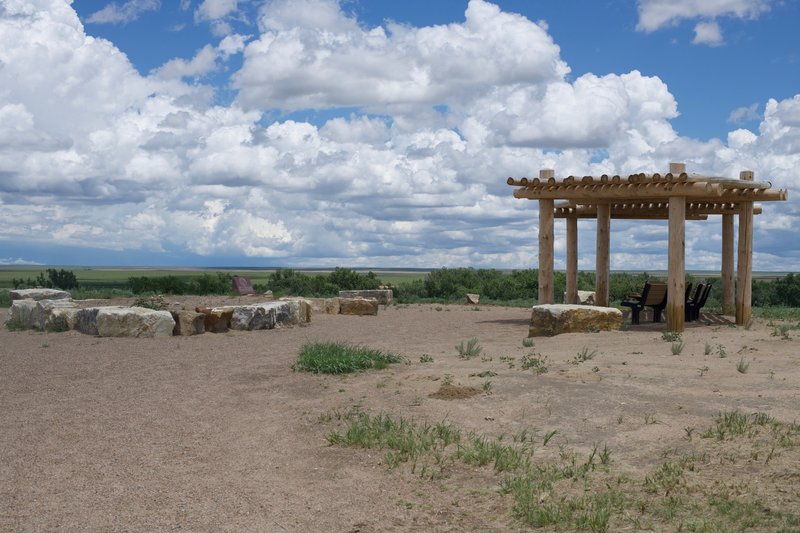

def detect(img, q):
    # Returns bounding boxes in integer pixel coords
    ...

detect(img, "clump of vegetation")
[132,294,168,310]
[419,354,434,363]
[0,289,10,308]
[572,346,597,364]
[661,330,681,342]
[323,408,800,531]
[736,357,750,374]
[128,272,233,295]
[520,352,549,374]
[671,341,685,355]
[455,337,483,359]
[293,342,403,374]
[522,337,535,348]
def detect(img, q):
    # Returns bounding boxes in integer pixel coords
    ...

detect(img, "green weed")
[293,342,403,374]
[455,337,483,359]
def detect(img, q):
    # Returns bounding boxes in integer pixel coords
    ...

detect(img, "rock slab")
[230,301,305,330]
[529,304,622,337]
[96,307,176,338]
[339,297,379,316]
[10,288,71,301]
[339,290,392,306]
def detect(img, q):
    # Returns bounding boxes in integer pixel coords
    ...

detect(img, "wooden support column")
[736,170,754,325]
[667,196,686,331]
[566,217,578,304]
[595,203,610,307]
[721,214,735,315]
[538,169,555,304]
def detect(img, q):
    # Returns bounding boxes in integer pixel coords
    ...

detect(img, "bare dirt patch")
[1,298,798,531]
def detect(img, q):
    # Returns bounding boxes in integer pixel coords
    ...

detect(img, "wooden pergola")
[507,162,788,331]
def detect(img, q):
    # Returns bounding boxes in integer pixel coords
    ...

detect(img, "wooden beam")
[667,196,686,331]
[595,203,610,307]
[538,169,555,305]
[721,214,735,315]
[566,217,578,304]
[736,171,755,325]
[514,181,722,201]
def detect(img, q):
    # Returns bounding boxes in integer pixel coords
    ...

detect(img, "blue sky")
[1,0,798,270]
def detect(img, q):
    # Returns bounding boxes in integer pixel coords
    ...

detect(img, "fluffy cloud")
[636,0,772,32]
[692,20,723,45]
[234,0,568,112]
[0,0,798,270]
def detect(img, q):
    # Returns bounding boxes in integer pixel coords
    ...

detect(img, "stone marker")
[338,289,393,305]
[232,276,255,295]
[171,310,206,336]
[529,304,622,337]
[466,293,480,304]
[96,307,175,338]
[10,288,71,301]
[339,297,379,316]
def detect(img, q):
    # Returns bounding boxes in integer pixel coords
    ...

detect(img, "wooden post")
[538,169,555,304]
[736,170,754,325]
[721,214,735,315]
[566,217,578,304]
[595,203,610,307]
[667,196,686,331]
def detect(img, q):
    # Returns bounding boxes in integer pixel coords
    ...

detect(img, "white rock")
[96,307,176,338]
[5,299,38,330]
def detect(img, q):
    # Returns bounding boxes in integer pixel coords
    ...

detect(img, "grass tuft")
[293,342,403,374]
[455,337,483,359]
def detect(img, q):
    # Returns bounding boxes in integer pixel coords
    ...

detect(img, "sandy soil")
[1,297,798,532]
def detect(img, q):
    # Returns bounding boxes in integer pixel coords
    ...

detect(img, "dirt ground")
[1,297,798,532]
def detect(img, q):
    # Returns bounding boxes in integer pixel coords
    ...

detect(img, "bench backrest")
[643,282,668,306]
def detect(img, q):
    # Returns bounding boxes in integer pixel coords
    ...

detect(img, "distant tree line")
[7,267,800,308]
[11,269,80,290]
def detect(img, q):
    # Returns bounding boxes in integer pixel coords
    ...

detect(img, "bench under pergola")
[507,162,788,331]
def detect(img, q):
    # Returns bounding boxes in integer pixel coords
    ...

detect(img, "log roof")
[506,172,787,212]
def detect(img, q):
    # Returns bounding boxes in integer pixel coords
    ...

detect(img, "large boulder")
[339,289,392,305]
[171,310,206,336]
[305,297,340,315]
[339,297,379,316]
[229,301,305,331]
[529,304,622,337]
[31,299,78,332]
[75,308,101,336]
[96,307,175,338]
[278,297,313,323]
[196,306,234,333]
[5,299,38,330]
[10,288,71,301]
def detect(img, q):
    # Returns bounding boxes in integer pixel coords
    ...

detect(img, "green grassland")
[0,267,426,290]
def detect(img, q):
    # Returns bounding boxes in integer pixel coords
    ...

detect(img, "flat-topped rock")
[5,299,38,330]
[96,307,176,338]
[32,299,78,332]
[230,301,306,330]
[339,290,392,305]
[339,297,379,316]
[529,304,622,337]
[10,288,71,301]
